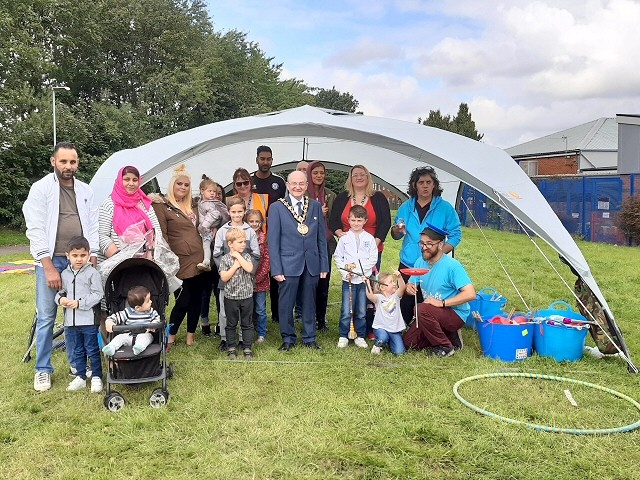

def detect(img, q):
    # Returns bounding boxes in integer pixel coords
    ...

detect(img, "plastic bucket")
[475,318,533,361]
[533,321,589,362]
[534,300,587,322]
[532,301,588,361]
[465,287,508,328]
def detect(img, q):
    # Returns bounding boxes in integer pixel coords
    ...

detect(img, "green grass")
[1,227,639,479]
[0,228,27,247]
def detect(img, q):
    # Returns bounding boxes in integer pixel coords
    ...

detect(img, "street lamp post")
[52,86,70,147]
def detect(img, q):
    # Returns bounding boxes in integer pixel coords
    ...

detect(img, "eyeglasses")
[288,182,307,187]
[351,173,367,179]
[418,240,441,248]
[235,181,250,187]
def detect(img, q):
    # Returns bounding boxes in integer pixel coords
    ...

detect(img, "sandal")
[186,332,195,346]
[166,334,177,352]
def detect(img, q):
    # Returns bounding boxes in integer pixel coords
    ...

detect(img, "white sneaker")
[34,372,51,392]
[256,336,265,344]
[66,376,86,391]
[337,337,349,348]
[371,344,382,354]
[354,337,368,348]
[90,377,103,393]
[69,366,92,377]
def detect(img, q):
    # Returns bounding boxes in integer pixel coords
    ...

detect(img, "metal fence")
[458,174,640,245]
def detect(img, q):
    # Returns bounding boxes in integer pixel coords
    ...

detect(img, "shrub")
[619,195,640,244]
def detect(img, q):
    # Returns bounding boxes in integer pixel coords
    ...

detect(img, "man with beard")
[402,225,475,357]
[251,145,286,206]
[251,145,286,323]
[23,142,99,391]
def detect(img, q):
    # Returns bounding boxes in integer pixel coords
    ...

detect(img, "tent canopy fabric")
[89,105,626,357]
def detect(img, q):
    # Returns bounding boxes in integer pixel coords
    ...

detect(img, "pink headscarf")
[110,166,153,236]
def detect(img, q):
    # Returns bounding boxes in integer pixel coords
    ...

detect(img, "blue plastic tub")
[465,287,508,329]
[532,301,589,362]
[533,300,587,322]
[475,318,533,362]
[534,321,589,362]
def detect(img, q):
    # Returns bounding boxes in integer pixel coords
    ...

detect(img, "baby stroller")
[102,257,173,412]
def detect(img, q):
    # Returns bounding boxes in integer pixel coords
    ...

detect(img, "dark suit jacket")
[267,195,329,277]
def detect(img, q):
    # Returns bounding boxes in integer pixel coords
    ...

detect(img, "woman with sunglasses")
[391,166,462,323]
[230,168,268,232]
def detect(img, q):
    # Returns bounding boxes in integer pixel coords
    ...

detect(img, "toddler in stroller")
[102,257,173,411]
[102,285,160,356]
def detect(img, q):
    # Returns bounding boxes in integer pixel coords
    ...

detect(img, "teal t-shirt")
[411,255,472,321]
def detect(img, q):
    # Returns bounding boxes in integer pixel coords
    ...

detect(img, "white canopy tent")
[90,105,633,369]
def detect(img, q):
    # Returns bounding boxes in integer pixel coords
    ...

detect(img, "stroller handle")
[111,321,162,334]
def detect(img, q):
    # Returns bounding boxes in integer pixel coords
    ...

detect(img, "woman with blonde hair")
[152,165,205,349]
[329,164,391,339]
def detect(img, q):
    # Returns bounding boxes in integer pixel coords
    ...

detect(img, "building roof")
[506,118,618,158]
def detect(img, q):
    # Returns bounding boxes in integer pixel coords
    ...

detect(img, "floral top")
[254,230,270,292]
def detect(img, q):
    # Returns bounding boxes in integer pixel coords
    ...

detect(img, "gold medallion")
[297,223,309,235]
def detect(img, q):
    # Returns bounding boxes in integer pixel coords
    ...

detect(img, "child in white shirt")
[365,271,407,355]
[333,205,378,349]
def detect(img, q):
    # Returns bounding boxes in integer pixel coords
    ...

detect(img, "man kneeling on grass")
[402,225,475,357]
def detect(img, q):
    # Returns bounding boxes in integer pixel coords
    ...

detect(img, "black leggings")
[170,274,205,335]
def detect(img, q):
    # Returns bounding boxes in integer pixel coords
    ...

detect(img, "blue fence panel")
[458,176,627,245]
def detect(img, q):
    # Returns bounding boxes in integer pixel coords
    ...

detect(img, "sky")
[206,0,640,149]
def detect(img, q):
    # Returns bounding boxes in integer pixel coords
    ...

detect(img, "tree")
[325,170,349,195]
[1,0,358,228]
[619,195,640,245]
[419,102,483,141]
[313,86,359,113]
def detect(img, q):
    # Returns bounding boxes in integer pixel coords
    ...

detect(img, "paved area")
[0,245,30,255]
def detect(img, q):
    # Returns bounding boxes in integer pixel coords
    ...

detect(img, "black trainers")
[227,348,237,360]
[430,345,455,357]
[201,324,212,337]
[218,340,227,352]
[447,329,464,350]
[317,319,329,332]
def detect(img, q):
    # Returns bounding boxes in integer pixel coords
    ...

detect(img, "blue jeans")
[374,328,406,355]
[35,256,70,373]
[254,291,268,337]
[339,281,366,338]
[65,325,102,379]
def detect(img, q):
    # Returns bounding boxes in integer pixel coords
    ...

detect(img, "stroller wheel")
[167,363,175,379]
[149,388,169,408]
[104,392,125,412]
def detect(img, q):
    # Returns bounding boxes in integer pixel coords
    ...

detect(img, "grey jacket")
[55,263,104,327]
